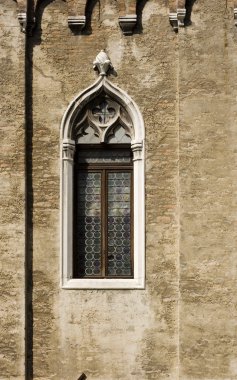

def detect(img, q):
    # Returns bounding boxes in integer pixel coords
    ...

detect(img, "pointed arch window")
[61,77,145,289]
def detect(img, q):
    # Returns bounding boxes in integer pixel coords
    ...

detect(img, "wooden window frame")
[73,167,134,279]
[73,144,134,279]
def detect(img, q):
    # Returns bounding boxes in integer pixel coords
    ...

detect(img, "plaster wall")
[179,1,237,378]
[30,0,178,379]
[1,0,237,379]
[0,1,25,378]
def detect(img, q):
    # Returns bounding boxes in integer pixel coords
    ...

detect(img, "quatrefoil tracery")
[74,96,133,144]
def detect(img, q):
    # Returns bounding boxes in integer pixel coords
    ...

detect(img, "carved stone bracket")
[169,8,186,32]
[177,8,186,26]
[169,0,186,32]
[62,139,76,161]
[68,15,86,32]
[169,13,178,32]
[17,11,27,32]
[119,15,137,35]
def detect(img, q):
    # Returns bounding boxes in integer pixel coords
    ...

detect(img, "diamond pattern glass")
[107,172,132,277]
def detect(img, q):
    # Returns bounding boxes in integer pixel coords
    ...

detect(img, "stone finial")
[93,50,113,76]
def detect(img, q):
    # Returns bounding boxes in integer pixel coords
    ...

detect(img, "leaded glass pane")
[77,149,132,163]
[107,172,132,277]
[75,172,102,277]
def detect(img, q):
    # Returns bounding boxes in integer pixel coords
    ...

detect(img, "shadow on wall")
[184,0,197,26]
[135,0,149,34]
[81,0,149,35]
[28,0,150,37]
[83,0,99,35]
[32,0,66,44]
[78,374,87,380]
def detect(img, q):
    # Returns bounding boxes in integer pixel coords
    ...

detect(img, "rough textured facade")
[1,0,237,379]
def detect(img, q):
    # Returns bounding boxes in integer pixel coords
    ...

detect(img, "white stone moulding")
[60,75,145,289]
[118,15,137,35]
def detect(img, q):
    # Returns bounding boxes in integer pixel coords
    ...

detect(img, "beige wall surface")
[31,1,178,379]
[0,1,25,379]
[1,0,237,379]
[179,1,237,379]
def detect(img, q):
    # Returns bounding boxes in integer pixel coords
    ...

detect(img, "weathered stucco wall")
[31,1,179,379]
[179,1,237,379]
[1,0,237,379]
[0,1,25,379]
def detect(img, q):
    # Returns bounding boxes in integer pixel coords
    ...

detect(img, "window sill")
[61,277,145,289]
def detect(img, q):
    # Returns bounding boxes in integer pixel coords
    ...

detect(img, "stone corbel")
[118,0,137,35]
[15,0,27,32]
[234,3,237,26]
[62,139,76,161]
[131,141,143,161]
[15,0,35,34]
[17,11,27,32]
[67,0,86,32]
[169,0,186,32]
[119,15,137,35]
[68,15,86,31]
[177,8,186,27]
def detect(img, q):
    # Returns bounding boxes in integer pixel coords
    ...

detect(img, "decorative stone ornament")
[75,97,133,144]
[93,50,113,76]
[68,15,86,31]
[119,15,137,35]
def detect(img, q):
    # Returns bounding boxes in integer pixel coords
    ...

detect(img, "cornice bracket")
[169,8,186,32]
[17,11,27,33]
[234,8,237,26]
[68,16,86,32]
[119,15,137,35]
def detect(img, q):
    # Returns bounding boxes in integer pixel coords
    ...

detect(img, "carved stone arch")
[60,76,145,289]
[61,76,144,150]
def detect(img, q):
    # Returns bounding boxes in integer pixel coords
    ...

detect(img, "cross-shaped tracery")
[92,100,116,125]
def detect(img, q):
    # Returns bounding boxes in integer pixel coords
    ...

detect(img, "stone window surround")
[60,76,145,289]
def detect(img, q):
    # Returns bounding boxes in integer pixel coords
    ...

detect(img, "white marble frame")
[60,76,145,289]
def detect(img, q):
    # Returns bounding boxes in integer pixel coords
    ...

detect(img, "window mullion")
[101,169,107,278]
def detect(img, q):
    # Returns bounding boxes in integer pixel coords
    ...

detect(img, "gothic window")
[73,95,134,279]
[61,75,145,289]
